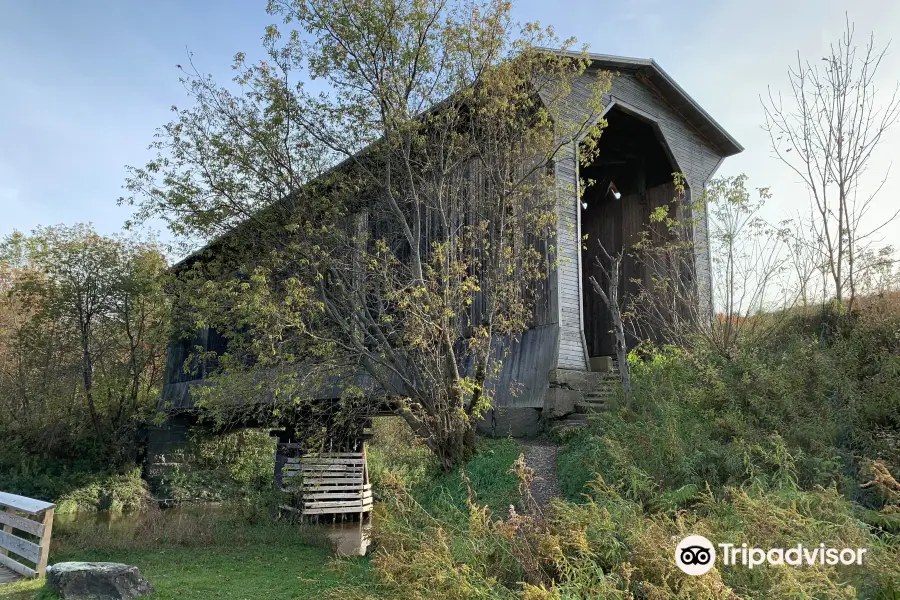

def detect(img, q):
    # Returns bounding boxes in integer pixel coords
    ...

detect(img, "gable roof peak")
[546,49,743,156]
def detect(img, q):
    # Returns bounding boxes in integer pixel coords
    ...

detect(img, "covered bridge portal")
[147,53,741,459]
[580,105,680,357]
[552,54,742,373]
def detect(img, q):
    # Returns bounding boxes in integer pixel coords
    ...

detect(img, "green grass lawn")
[413,437,523,516]
[1,542,374,600]
[0,579,43,600]
[0,432,522,600]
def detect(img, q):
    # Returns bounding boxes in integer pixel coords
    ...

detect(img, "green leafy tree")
[0,224,169,458]
[123,0,609,469]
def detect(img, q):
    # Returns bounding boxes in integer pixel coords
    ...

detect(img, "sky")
[2,0,900,253]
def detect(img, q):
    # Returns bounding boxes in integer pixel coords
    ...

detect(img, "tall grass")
[356,306,900,599]
[52,503,329,555]
[368,417,523,517]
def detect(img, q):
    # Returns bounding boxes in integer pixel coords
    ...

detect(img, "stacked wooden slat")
[280,451,372,517]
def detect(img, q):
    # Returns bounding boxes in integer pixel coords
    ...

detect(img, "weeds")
[358,307,900,599]
[10,307,900,599]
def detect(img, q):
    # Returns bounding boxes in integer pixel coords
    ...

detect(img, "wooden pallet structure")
[0,491,55,584]
[278,445,373,518]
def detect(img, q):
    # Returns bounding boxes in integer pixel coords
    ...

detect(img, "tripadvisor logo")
[675,535,868,575]
[676,535,717,575]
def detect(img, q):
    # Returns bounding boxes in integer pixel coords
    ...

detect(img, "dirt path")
[520,439,560,507]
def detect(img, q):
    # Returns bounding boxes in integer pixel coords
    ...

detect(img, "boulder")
[46,562,154,600]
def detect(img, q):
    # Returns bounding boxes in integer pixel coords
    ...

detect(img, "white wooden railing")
[0,492,55,579]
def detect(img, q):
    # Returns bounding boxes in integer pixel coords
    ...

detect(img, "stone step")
[575,403,605,414]
[564,412,590,422]
[595,375,620,381]
[549,369,606,391]
[589,356,619,373]
[555,418,589,429]
[585,388,615,396]
[582,400,610,408]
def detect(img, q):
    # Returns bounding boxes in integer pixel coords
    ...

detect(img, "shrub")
[56,468,151,514]
[153,428,276,502]
[368,416,436,496]
[0,432,144,509]
[367,448,900,599]
[548,317,900,598]
[368,416,523,517]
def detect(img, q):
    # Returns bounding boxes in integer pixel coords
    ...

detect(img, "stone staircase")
[546,356,621,429]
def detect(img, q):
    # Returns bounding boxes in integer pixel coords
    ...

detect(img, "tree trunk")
[609,300,634,409]
[429,421,476,472]
[80,325,102,437]
[400,406,477,472]
[589,244,635,410]
[123,297,141,414]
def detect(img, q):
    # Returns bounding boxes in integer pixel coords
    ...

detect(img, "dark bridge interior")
[579,106,680,357]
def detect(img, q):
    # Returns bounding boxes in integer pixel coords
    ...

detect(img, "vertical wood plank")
[35,508,53,578]
[0,508,12,558]
[360,443,368,522]
[574,143,589,367]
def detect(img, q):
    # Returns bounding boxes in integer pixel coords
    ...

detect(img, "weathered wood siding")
[366,157,555,332]
[157,64,732,419]
[480,323,559,408]
[161,322,559,412]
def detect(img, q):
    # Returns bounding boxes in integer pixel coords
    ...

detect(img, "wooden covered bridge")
[146,52,742,505]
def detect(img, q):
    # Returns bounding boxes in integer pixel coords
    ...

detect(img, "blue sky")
[2,0,899,250]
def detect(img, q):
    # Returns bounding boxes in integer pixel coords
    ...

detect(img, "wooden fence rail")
[0,492,55,582]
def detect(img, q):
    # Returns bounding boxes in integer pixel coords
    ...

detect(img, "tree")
[781,211,824,308]
[762,16,900,307]
[587,242,633,409]
[112,243,171,425]
[0,225,169,457]
[627,176,788,359]
[705,176,789,355]
[122,0,608,469]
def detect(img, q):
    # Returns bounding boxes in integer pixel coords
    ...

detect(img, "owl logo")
[675,535,716,575]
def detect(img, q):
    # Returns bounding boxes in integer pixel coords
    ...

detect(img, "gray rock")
[547,368,606,391]
[542,387,580,419]
[46,562,154,600]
